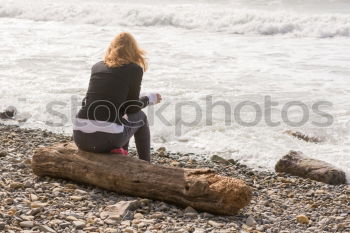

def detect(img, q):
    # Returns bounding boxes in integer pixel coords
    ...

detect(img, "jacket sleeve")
[123,65,149,114]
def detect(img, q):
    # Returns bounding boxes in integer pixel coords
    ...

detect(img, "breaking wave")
[1,0,350,38]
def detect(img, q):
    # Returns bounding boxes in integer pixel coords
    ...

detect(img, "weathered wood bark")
[32,143,252,215]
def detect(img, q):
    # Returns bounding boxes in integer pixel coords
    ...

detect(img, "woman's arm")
[123,65,149,114]
[122,64,161,115]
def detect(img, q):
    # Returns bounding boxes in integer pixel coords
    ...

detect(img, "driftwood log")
[284,130,324,143]
[32,143,252,215]
[276,150,346,185]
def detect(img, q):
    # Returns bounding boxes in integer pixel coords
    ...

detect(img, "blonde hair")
[104,32,148,71]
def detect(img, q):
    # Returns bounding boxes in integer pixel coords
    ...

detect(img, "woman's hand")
[156,93,162,104]
[142,92,161,105]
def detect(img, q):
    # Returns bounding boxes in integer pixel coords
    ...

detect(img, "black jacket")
[77,61,149,124]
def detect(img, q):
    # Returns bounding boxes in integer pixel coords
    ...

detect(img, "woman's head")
[104,32,147,70]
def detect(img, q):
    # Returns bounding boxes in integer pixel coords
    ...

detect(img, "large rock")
[0,106,16,119]
[275,151,346,185]
[32,143,252,215]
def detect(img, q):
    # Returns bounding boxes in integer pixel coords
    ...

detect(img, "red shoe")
[110,148,128,155]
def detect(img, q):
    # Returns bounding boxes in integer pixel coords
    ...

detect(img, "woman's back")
[77,61,144,124]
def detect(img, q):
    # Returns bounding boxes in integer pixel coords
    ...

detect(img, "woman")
[73,32,161,162]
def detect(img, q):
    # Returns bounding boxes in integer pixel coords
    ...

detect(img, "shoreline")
[0,124,349,233]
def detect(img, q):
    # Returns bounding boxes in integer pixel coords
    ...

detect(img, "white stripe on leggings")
[73,118,124,134]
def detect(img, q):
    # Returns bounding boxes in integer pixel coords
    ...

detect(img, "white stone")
[208,220,221,227]
[20,221,34,228]
[66,216,78,221]
[30,194,38,201]
[30,202,47,208]
[246,215,257,226]
[121,220,131,226]
[104,218,119,225]
[70,195,84,201]
[193,228,205,233]
[133,213,144,219]
[38,225,56,233]
[101,200,140,220]
[20,215,34,221]
[49,219,62,226]
[73,220,85,229]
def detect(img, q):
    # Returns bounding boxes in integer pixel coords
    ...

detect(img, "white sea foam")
[1,0,350,38]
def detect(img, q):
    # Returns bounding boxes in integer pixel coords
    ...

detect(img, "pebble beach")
[0,123,349,233]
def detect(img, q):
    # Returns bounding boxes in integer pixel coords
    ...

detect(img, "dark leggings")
[73,111,150,161]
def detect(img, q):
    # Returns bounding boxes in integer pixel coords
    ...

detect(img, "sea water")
[1,0,349,181]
